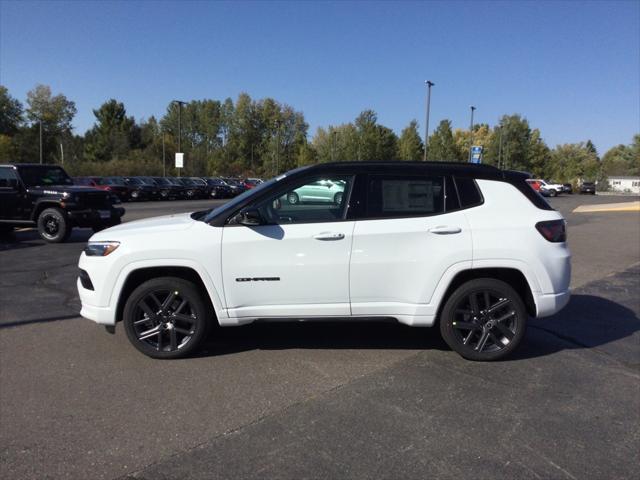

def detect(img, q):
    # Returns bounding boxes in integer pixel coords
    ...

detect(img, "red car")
[74,176,131,201]
[243,178,264,189]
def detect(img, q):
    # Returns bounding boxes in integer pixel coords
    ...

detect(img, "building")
[606,176,640,194]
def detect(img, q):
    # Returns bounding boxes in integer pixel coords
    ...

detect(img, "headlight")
[84,241,120,256]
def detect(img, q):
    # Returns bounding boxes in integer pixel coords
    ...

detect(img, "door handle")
[313,232,345,241]
[428,225,462,235]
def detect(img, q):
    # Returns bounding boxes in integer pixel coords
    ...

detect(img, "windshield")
[139,177,156,185]
[180,178,196,186]
[126,177,143,185]
[206,178,225,186]
[191,178,206,185]
[19,166,73,187]
[153,177,172,186]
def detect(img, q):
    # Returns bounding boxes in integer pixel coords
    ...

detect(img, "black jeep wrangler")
[0,164,125,243]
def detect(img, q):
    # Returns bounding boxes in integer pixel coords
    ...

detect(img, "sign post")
[470,146,483,164]
[175,152,184,176]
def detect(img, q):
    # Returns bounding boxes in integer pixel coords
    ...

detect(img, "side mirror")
[237,208,264,226]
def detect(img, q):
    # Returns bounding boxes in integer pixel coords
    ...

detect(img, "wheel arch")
[31,201,65,221]
[115,266,221,325]
[435,267,537,321]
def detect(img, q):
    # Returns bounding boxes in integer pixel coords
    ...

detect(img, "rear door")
[349,174,472,317]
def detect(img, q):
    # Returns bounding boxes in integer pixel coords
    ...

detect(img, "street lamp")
[172,100,187,176]
[39,119,43,164]
[424,80,434,161]
[469,105,476,162]
[332,130,337,162]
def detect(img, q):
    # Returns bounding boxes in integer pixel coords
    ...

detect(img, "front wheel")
[439,278,527,361]
[287,192,299,205]
[548,189,557,197]
[334,192,343,205]
[37,207,71,243]
[123,277,211,359]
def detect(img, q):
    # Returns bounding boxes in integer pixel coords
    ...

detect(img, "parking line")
[573,201,640,213]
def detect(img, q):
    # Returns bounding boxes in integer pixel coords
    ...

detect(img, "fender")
[109,258,229,323]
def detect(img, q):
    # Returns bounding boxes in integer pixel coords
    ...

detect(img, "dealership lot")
[1,194,638,479]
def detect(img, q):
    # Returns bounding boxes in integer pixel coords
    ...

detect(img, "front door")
[222,174,354,318]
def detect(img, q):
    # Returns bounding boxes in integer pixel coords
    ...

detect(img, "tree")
[601,134,640,177]
[25,84,76,163]
[84,99,136,162]
[526,129,551,178]
[0,86,23,135]
[550,143,600,181]
[492,114,531,171]
[398,120,424,161]
[453,124,493,163]
[427,120,460,161]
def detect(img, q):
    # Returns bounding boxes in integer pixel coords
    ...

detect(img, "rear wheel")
[439,278,527,361]
[37,207,71,243]
[334,191,343,205]
[287,192,299,205]
[123,277,211,359]
[548,189,557,197]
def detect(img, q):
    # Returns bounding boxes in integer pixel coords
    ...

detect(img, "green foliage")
[427,120,460,161]
[84,99,137,162]
[398,120,424,161]
[549,143,600,181]
[0,86,23,135]
[601,135,639,177]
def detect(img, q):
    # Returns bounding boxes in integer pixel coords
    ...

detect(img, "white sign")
[175,152,184,169]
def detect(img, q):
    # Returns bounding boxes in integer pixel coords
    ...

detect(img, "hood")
[90,212,196,241]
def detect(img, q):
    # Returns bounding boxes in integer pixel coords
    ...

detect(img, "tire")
[548,189,557,197]
[123,277,212,359]
[334,192,343,205]
[160,190,169,200]
[287,192,299,205]
[439,278,527,361]
[37,207,71,243]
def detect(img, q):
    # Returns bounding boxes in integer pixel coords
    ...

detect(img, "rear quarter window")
[453,177,483,208]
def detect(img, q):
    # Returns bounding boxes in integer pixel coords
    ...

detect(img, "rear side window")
[454,177,483,208]
[366,175,444,218]
[0,167,18,189]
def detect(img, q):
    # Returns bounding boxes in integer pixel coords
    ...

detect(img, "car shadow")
[0,228,93,250]
[193,294,638,361]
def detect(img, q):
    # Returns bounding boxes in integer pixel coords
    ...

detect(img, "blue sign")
[470,145,483,164]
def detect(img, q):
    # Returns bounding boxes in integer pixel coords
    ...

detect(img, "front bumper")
[68,207,125,227]
[77,277,117,325]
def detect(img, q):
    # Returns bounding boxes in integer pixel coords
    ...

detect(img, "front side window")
[366,175,444,218]
[246,175,353,225]
[0,167,18,189]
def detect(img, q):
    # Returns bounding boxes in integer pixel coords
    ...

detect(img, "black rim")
[132,289,197,352]
[335,192,343,204]
[451,289,518,354]
[288,192,298,204]
[42,214,60,238]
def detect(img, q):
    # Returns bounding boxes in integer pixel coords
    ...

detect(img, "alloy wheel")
[131,289,198,352]
[451,289,517,354]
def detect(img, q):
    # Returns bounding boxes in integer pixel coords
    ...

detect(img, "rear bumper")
[534,289,571,318]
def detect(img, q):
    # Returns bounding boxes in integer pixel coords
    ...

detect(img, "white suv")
[78,162,571,361]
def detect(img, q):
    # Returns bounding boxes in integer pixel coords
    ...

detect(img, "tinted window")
[18,166,73,186]
[454,177,483,208]
[0,167,18,188]
[247,175,352,225]
[367,175,444,218]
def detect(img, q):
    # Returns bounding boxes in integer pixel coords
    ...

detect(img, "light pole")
[468,105,476,162]
[424,80,434,161]
[173,100,187,176]
[39,119,43,164]
[497,126,503,169]
[332,130,337,162]
[162,131,166,177]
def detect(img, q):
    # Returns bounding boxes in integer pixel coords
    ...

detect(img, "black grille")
[79,269,94,290]
[82,193,111,209]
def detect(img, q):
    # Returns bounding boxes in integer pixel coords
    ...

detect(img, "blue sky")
[1,0,638,153]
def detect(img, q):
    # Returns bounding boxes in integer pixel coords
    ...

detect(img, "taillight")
[536,220,566,242]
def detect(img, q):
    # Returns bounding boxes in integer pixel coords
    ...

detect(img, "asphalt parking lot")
[1,194,639,479]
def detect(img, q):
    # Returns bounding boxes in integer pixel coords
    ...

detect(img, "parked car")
[78,161,571,361]
[580,181,596,195]
[151,176,186,200]
[243,178,263,189]
[285,178,345,205]
[1,164,124,242]
[123,177,156,201]
[203,178,234,198]
[222,177,247,196]
[562,183,573,194]
[526,178,563,197]
[169,177,198,199]
[188,177,212,198]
